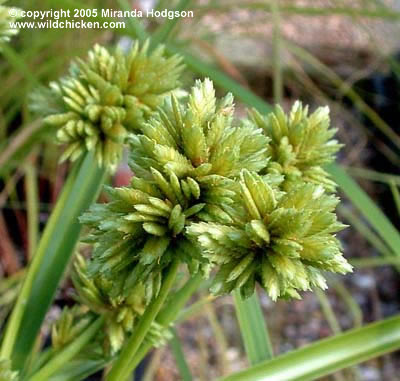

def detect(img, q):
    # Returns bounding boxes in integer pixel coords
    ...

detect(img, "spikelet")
[71,253,171,354]
[0,1,21,48]
[248,101,342,191]
[187,169,351,300]
[51,305,93,350]
[32,41,184,171]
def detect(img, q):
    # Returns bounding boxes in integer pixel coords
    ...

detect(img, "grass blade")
[338,206,394,260]
[29,316,104,381]
[166,44,272,114]
[233,290,273,365]
[24,163,39,260]
[218,314,400,381]
[151,0,193,47]
[389,181,400,217]
[10,152,106,369]
[170,328,193,381]
[327,164,400,257]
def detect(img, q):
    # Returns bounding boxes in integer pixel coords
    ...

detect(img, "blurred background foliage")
[1,0,400,380]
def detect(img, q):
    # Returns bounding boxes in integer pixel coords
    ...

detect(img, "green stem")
[28,316,104,381]
[271,0,283,104]
[0,160,80,360]
[24,163,39,260]
[120,273,204,374]
[170,328,193,381]
[151,0,193,47]
[233,290,273,364]
[106,260,180,381]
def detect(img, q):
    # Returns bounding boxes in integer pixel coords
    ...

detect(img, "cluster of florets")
[249,102,342,191]
[187,170,350,300]
[63,254,171,355]
[79,79,270,298]
[33,41,183,171]
[79,77,350,303]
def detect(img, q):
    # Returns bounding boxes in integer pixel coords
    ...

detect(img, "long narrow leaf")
[11,152,106,369]
[151,0,193,47]
[218,314,400,381]
[170,328,193,381]
[327,164,400,257]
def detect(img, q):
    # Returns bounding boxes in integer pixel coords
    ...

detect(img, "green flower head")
[187,170,351,300]
[248,101,342,191]
[71,254,171,354]
[35,41,184,171]
[80,79,270,294]
[129,78,270,226]
[0,1,21,48]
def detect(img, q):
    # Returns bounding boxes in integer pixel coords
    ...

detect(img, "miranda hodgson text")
[102,8,194,19]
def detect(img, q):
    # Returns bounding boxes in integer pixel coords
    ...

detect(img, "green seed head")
[71,253,171,354]
[33,41,184,171]
[187,170,351,300]
[248,101,342,191]
[51,305,93,351]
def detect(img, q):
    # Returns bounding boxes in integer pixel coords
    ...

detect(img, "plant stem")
[24,162,39,260]
[271,0,283,104]
[233,290,273,365]
[28,316,104,381]
[170,328,193,381]
[106,260,180,381]
[120,273,204,374]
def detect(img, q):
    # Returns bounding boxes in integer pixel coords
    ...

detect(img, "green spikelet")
[51,305,93,350]
[71,253,170,354]
[248,101,342,191]
[187,169,351,300]
[0,359,18,381]
[0,1,21,48]
[32,41,184,171]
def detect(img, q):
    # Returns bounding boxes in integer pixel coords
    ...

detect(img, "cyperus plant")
[1,39,185,373]
[69,77,352,381]
[3,5,400,378]
[1,31,359,381]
